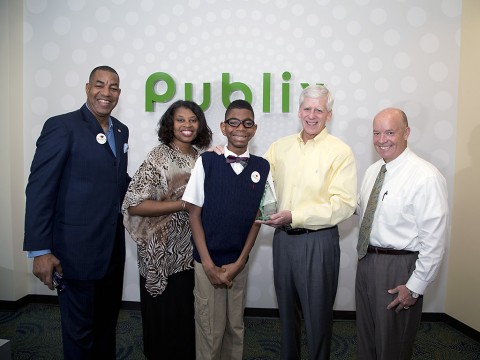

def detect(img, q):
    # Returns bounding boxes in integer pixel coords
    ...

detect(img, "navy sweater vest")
[192,152,270,266]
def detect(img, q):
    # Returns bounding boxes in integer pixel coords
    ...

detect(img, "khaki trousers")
[193,260,249,360]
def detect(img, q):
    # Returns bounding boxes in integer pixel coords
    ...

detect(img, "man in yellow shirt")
[258,84,357,360]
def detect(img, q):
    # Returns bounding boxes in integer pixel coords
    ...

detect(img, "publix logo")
[145,71,322,113]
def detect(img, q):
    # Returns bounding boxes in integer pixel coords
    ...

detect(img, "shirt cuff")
[405,276,428,295]
[290,211,299,228]
[27,249,51,258]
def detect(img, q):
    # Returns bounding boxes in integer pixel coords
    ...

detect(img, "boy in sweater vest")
[183,99,270,360]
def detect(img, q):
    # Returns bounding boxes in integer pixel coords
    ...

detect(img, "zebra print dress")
[122,143,198,296]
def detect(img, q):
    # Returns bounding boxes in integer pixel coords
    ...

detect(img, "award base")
[256,203,277,221]
[256,215,272,221]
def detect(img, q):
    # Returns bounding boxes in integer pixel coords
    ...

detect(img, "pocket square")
[124,143,129,153]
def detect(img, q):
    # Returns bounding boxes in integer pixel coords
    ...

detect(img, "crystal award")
[257,178,278,220]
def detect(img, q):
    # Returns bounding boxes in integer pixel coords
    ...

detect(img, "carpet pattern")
[1,304,479,359]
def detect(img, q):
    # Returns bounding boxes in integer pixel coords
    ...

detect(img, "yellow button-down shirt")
[264,129,357,229]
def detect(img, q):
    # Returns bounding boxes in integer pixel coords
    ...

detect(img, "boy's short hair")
[225,99,254,120]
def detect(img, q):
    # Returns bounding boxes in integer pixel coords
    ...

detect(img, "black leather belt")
[281,226,337,236]
[367,245,418,255]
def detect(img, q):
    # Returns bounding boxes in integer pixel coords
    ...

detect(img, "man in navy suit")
[23,65,130,359]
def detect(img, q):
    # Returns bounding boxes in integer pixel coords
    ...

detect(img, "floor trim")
[1,295,478,343]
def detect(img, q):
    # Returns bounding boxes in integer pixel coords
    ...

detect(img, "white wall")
[20,0,461,311]
[0,0,28,302]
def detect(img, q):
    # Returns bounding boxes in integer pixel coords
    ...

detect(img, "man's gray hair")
[299,84,334,112]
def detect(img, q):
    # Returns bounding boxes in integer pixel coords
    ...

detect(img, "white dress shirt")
[359,147,448,294]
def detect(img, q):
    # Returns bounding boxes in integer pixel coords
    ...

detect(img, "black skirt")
[139,269,195,360]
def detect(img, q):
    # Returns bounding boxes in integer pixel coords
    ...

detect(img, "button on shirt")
[263,129,357,230]
[358,147,448,294]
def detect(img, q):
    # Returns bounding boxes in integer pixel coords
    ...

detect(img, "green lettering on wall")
[222,73,253,108]
[185,83,212,112]
[301,82,324,89]
[145,72,176,112]
[282,71,292,113]
[144,71,325,113]
[262,73,271,112]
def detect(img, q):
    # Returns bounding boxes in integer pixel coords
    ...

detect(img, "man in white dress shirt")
[355,107,448,360]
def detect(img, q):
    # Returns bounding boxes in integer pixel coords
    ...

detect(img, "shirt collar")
[296,128,329,143]
[223,145,250,159]
[383,147,410,172]
[107,118,114,133]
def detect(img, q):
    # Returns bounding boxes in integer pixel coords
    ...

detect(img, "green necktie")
[357,164,387,259]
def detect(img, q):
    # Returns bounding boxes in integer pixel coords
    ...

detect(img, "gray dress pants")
[355,251,423,360]
[273,226,340,360]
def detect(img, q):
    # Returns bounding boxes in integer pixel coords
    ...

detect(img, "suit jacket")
[24,104,130,280]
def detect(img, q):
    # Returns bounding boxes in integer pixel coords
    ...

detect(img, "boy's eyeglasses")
[224,118,255,128]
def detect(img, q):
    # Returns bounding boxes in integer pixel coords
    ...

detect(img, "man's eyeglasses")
[224,118,255,128]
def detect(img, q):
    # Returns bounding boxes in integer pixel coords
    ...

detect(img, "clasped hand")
[203,262,245,289]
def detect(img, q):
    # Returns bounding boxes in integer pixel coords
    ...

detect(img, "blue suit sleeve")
[24,118,70,251]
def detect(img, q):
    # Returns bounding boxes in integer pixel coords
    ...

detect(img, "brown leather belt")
[281,226,337,236]
[367,245,418,255]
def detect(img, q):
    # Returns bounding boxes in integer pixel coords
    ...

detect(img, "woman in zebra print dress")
[122,100,212,360]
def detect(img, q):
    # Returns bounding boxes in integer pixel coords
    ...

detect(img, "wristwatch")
[407,288,420,299]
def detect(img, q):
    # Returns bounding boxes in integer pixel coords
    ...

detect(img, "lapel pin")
[96,133,106,144]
